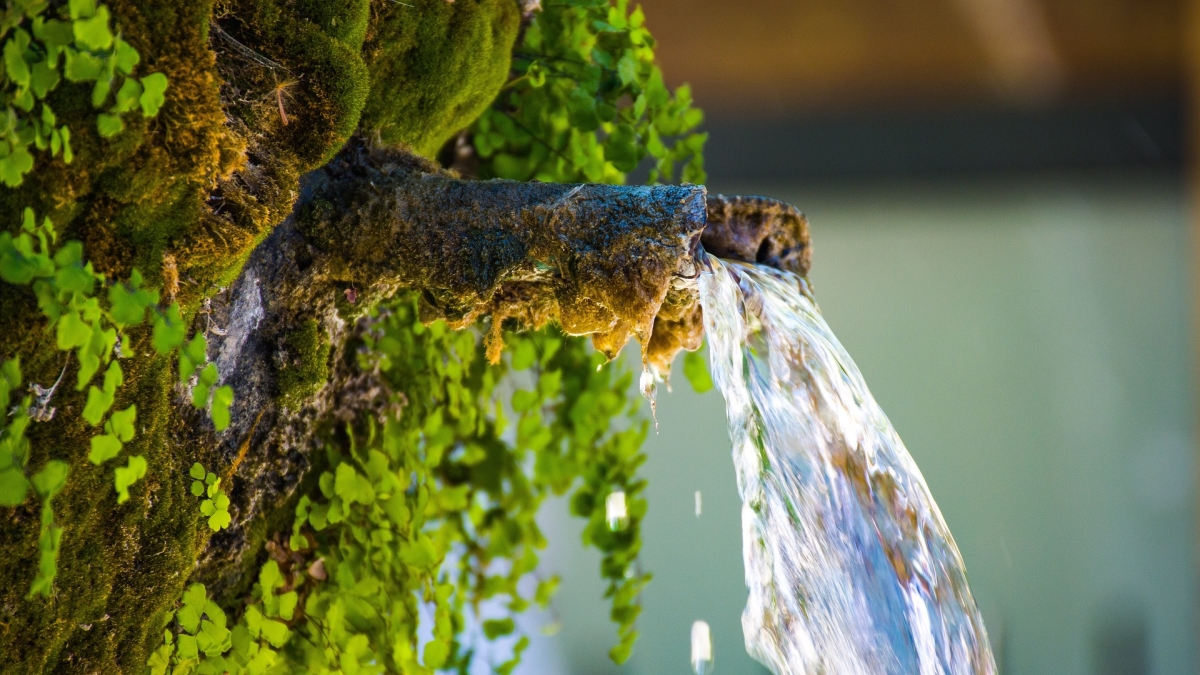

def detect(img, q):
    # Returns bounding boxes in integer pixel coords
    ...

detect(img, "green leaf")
[30,60,60,98]
[211,385,233,431]
[31,460,68,499]
[146,643,173,675]
[334,463,374,505]
[56,311,91,350]
[605,123,640,173]
[609,634,635,664]
[69,0,97,20]
[196,617,231,657]
[511,389,538,413]
[95,112,122,138]
[189,462,206,480]
[208,506,231,531]
[175,633,198,661]
[277,591,297,621]
[113,39,139,74]
[82,386,114,426]
[182,582,207,611]
[39,20,76,58]
[72,6,114,50]
[0,145,34,188]
[109,404,136,442]
[108,275,158,328]
[28,520,62,599]
[567,88,600,132]
[423,639,449,669]
[113,76,141,113]
[152,302,185,354]
[81,361,122,424]
[88,433,121,464]
[399,534,437,568]
[90,77,110,108]
[63,48,103,81]
[258,619,289,648]
[4,31,31,87]
[511,339,536,370]
[139,72,168,117]
[2,357,21,389]
[682,349,713,393]
[483,618,515,639]
[258,559,281,592]
[55,263,95,297]
[0,467,31,506]
[177,603,202,635]
[616,52,637,85]
[113,454,147,503]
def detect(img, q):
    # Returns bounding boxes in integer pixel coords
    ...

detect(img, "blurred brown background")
[633,0,1183,183]
[645,0,1178,116]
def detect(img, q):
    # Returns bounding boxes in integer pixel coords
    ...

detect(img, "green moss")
[275,318,331,409]
[0,0,526,671]
[0,342,208,675]
[172,0,373,292]
[0,0,234,285]
[361,0,520,158]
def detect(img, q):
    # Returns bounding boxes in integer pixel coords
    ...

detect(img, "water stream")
[694,254,996,675]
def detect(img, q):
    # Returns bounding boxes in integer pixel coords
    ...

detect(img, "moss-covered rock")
[361,0,520,158]
[0,0,521,671]
[275,318,332,409]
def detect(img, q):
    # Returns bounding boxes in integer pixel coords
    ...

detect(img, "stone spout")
[192,143,810,590]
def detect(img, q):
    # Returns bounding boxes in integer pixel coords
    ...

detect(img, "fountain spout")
[192,141,817,596]
[296,143,811,370]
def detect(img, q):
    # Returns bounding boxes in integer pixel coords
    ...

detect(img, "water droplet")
[639,366,658,427]
[605,490,628,531]
[691,620,713,674]
[694,490,702,517]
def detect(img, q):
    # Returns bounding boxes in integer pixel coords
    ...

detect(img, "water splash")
[697,255,995,675]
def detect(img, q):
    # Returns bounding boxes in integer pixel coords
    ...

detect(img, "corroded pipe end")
[645,193,811,376]
[701,194,811,277]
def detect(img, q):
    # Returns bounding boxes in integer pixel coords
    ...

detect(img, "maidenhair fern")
[0,208,232,597]
[1,0,168,186]
[472,0,706,185]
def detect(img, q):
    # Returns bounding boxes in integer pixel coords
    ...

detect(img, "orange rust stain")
[226,409,266,482]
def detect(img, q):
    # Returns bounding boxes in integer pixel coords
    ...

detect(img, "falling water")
[695,254,995,675]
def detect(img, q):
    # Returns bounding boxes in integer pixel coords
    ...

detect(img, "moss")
[0,0,234,284]
[0,1,230,667]
[360,0,520,158]
[0,341,209,675]
[275,318,332,409]
[0,0,526,671]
